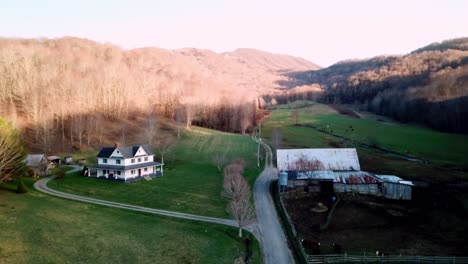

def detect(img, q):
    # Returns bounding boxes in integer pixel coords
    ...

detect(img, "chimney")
[114,142,119,148]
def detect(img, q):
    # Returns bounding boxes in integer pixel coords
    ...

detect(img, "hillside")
[0,37,319,152]
[225,48,321,72]
[274,37,468,133]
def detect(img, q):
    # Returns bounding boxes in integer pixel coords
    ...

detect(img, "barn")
[276,148,412,200]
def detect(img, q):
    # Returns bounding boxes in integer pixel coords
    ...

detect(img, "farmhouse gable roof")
[97,145,154,159]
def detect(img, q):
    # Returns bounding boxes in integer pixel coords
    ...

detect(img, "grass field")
[262,102,468,182]
[0,178,261,264]
[48,127,261,218]
[266,101,468,256]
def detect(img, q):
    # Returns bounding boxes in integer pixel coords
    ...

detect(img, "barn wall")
[382,183,412,200]
[334,183,380,195]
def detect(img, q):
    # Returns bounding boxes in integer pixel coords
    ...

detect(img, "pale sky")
[1,0,467,66]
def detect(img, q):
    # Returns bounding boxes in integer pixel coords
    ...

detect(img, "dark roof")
[97,147,116,158]
[96,145,155,159]
[141,145,154,156]
[91,161,161,170]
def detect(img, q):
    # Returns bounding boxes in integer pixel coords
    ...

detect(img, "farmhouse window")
[138,158,142,162]
[144,157,148,161]
[144,168,148,172]
[116,159,121,164]
[131,159,135,163]
[103,159,107,164]
[131,170,135,174]
[117,171,121,175]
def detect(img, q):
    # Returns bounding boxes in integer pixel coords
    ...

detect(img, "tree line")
[0,38,263,152]
[266,38,468,133]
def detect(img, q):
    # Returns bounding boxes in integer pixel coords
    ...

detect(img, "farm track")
[35,139,294,264]
[253,139,295,264]
[34,166,260,241]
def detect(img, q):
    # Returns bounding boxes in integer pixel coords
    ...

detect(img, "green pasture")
[262,102,468,181]
[48,127,261,218]
[0,179,261,264]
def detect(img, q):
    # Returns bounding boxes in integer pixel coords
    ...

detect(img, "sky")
[1,0,468,66]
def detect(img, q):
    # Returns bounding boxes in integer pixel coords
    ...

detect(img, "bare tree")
[71,115,86,147]
[222,159,255,237]
[118,124,128,146]
[145,113,158,146]
[185,103,196,129]
[227,194,256,238]
[174,106,185,138]
[180,96,198,130]
[212,151,228,172]
[291,110,299,125]
[240,115,251,135]
[95,113,104,143]
[155,135,177,165]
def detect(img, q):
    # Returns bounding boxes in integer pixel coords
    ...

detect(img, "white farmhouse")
[89,145,163,182]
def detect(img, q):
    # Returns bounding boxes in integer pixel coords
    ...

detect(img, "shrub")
[55,171,66,179]
[16,177,28,194]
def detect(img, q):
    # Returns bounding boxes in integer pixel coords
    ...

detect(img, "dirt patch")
[282,188,468,256]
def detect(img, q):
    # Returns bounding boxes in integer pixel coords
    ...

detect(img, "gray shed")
[375,175,413,200]
[25,154,49,176]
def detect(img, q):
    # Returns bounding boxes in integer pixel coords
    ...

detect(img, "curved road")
[253,141,295,264]
[36,142,294,264]
[34,167,259,239]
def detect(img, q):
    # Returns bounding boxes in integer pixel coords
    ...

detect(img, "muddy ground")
[283,186,468,256]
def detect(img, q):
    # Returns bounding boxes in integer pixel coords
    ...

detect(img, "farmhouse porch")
[87,161,164,182]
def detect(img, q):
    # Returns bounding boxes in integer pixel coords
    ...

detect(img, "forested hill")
[277,38,468,134]
[0,37,319,151]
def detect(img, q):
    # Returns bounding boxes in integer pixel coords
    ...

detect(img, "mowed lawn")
[262,102,468,182]
[49,127,260,218]
[263,103,468,167]
[0,179,261,264]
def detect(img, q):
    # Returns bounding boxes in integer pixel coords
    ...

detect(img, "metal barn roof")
[296,170,335,180]
[374,174,414,186]
[25,154,47,167]
[277,148,361,171]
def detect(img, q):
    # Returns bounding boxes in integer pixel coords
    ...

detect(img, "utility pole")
[257,121,261,167]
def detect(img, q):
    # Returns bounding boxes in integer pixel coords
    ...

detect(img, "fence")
[271,180,308,264]
[334,183,380,195]
[307,254,468,264]
[272,181,466,264]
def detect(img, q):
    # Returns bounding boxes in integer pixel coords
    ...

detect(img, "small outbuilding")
[64,156,73,165]
[25,154,49,176]
[374,175,413,200]
[47,156,62,166]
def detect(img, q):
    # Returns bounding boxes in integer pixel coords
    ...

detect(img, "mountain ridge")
[272,37,468,133]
